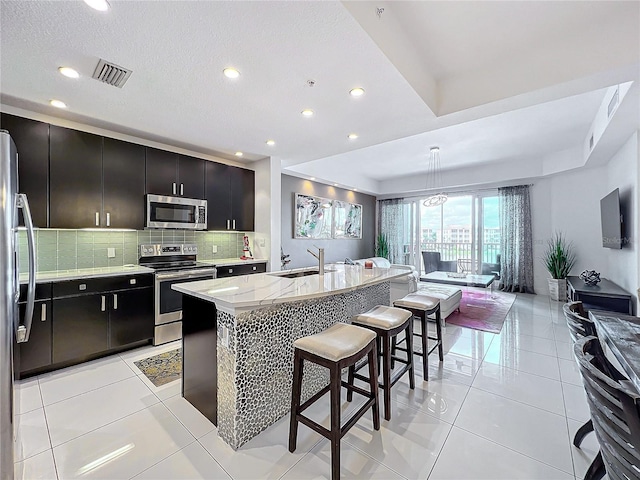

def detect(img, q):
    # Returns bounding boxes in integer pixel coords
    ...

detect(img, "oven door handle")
[155,268,217,280]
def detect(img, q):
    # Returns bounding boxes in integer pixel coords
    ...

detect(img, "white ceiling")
[1,1,639,196]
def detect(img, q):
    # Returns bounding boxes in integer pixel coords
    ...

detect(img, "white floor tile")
[484,340,561,380]
[423,352,482,386]
[392,373,470,424]
[14,448,58,480]
[343,401,452,479]
[441,328,495,360]
[133,441,230,479]
[492,331,558,357]
[472,363,565,415]
[135,369,183,401]
[281,439,406,480]
[556,340,575,360]
[163,395,216,439]
[430,427,574,480]
[46,375,159,447]
[53,403,194,480]
[501,316,556,340]
[562,382,590,422]
[14,377,43,415]
[38,355,136,406]
[454,388,574,474]
[14,407,51,463]
[558,357,584,386]
[553,323,573,343]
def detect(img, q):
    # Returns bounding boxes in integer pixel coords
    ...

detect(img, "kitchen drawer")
[19,283,52,303]
[53,274,154,298]
[216,262,266,277]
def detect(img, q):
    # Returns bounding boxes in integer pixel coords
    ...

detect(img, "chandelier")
[423,146,448,207]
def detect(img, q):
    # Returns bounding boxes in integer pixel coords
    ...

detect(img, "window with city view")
[420,193,501,274]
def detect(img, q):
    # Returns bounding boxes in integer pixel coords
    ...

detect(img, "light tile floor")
[13,293,601,479]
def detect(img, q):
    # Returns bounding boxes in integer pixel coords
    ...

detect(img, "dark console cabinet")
[567,276,633,315]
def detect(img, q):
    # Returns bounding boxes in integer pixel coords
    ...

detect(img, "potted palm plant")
[375,233,390,260]
[543,232,576,301]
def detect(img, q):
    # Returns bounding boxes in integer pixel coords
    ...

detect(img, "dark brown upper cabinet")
[205,163,254,231]
[145,149,205,199]
[103,138,146,229]
[1,113,49,227]
[49,126,103,229]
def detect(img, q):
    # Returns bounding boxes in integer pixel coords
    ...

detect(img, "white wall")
[530,131,639,309]
[605,132,638,297]
[531,165,609,295]
[251,157,281,271]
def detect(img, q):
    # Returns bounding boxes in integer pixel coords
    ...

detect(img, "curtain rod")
[378,183,534,203]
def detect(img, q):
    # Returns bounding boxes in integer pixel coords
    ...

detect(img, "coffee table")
[421,271,496,289]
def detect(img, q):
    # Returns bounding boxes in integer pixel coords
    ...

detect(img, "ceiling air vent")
[92,59,132,88]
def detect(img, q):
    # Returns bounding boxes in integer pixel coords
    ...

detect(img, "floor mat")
[134,348,182,387]
[445,289,516,334]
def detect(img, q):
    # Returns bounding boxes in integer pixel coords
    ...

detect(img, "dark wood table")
[568,276,633,315]
[589,311,640,391]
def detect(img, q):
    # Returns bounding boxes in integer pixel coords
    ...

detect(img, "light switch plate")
[212,245,218,253]
[221,326,229,348]
[107,247,116,258]
[258,238,266,247]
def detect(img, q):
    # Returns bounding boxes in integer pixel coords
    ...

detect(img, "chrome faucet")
[307,247,325,275]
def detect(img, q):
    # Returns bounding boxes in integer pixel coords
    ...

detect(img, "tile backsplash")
[18,229,245,273]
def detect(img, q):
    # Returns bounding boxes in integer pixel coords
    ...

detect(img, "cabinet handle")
[172,183,177,195]
[180,183,184,196]
[232,219,236,229]
[95,212,100,226]
[41,304,46,322]
[113,294,118,310]
[101,295,106,312]
[106,212,110,227]
[227,219,230,230]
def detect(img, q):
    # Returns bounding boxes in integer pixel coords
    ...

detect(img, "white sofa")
[354,257,462,320]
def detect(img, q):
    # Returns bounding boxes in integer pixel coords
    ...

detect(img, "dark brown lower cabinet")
[53,294,109,364]
[17,300,52,374]
[109,287,154,348]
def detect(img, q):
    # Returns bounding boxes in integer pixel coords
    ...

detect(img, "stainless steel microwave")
[145,194,207,230]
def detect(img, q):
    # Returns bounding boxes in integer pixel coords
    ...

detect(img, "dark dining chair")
[574,336,640,480]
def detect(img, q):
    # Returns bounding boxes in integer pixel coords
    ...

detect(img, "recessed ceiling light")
[83,0,110,11]
[350,87,365,97]
[348,133,358,140]
[49,99,67,109]
[310,177,316,181]
[353,188,358,192]
[223,68,240,79]
[333,183,338,187]
[235,151,243,157]
[58,67,79,79]
[265,139,275,146]
[301,109,314,117]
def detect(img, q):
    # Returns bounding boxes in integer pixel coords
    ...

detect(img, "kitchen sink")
[269,269,336,279]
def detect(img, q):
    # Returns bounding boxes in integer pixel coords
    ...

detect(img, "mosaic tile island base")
[173,265,410,449]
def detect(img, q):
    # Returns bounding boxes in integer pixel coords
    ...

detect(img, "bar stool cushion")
[293,323,376,362]
[353,305,412,330]
[394,293,440,311]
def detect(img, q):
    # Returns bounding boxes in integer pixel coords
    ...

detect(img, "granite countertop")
[20,265,155,284]
[172,264,408,314]
[198,258,268,267]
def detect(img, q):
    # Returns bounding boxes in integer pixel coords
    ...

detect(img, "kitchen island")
[172,264,410,448]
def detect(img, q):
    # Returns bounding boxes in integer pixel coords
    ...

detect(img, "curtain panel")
[499,185,535,293]
[378,199,404,264]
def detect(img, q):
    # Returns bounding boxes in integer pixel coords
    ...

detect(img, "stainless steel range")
[139,244,217,345]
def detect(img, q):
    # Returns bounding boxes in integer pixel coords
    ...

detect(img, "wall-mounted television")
[600,188,624,249]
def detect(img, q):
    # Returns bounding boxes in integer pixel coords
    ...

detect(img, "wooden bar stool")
[392,294,444,380]
[348,305,415,420]
[289,323,380,480]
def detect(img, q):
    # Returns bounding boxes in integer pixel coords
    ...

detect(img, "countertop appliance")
[1,130,37,480]
[139,243,216,345]
[145,194,207,230]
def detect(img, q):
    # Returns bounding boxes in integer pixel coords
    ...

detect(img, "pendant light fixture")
[423,146,448,207]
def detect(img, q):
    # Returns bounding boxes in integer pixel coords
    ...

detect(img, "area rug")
[445,289,516,334]
[134,348,182,387]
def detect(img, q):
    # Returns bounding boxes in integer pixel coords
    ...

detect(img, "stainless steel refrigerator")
[0,130,36,480]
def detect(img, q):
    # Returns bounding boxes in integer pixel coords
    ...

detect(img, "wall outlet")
[221,326,229,348]
[107,247,116,258]
[258,238,266,247]
[212,245,218,253]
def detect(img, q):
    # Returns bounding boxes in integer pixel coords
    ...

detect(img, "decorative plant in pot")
[543,232,576,301]
[375,233,390,260]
